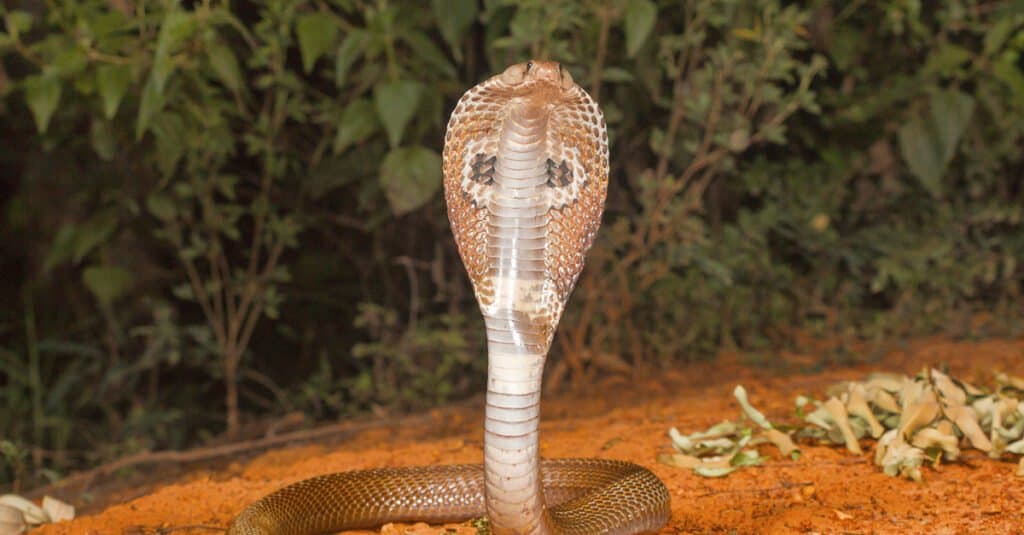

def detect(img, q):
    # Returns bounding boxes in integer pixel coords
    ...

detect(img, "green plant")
[0,0,1021,488]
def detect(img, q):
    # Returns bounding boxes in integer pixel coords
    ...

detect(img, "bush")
[0,0,1021,487]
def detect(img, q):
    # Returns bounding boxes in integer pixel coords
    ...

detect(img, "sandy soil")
[35,336,1024,534]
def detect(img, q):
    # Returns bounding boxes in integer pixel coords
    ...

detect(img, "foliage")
[0,0,1021,487]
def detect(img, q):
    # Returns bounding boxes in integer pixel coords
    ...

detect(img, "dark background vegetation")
[1,0,1022,490]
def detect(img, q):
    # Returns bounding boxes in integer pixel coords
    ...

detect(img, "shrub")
[0,0,1020,486]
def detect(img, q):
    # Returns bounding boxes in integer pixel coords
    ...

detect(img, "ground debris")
[0,494,74,535]
[662,386,799,477]
[800,368,1024,480]
[666,367,1024,481]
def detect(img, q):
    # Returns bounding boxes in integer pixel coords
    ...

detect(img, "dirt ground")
[35,336,1024,534]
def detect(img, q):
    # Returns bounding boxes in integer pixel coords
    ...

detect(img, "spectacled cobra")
[227,61,671,535]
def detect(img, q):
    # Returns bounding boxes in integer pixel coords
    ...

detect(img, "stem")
[381,0,400,81]
[24,289,43,471]
[225,360,239,435]
[589,5,612,103]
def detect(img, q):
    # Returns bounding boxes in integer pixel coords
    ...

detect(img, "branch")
[589,5,612,103]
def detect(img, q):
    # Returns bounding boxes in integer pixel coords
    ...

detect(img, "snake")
[227,61,671,535]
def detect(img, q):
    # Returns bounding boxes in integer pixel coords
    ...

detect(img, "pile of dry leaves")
[661,368,1024,481]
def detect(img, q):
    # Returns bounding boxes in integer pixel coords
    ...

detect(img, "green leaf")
[729,449,765,468]
[146,193,176,221]
[922,44,971,76]
[693,465,738,478]
[155,12,196,57]
[379,146,442,215]
[403,30,456,78]
[206,37,244,93]
[151,112,186,177]
[42,224,78,273]
[136,75,166,139]
[602,67,635,83]
[993,56,1024,103]
[733,385,772,430]
[96,64,131,119]
[4,11,33,38]
[90,119,116,161]
[215,175,239,200]
[73,212,118,264]
[308,156,359,199]
[898,90,974,199]
[48,47,88,78]
[172,283,194,300]
[898,118,943,198]
[374,80,422,148]
[22,75,62,133]
[333,98,379,153]
[335,30,367,87]
[984,18,1017,55]
[432,0,477,59]
[83,265,133,306]
[296,13,339,74]
[930,90,974,163]
[623,0,656,58]
[153,11,197,93]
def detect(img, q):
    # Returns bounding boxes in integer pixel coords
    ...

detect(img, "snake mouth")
[525,61,576,92]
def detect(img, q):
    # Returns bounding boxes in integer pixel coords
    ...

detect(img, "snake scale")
[228,61,671,535]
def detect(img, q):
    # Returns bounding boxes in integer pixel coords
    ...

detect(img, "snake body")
[228,61,670,535]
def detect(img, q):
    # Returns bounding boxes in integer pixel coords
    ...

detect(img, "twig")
[394,256,421,333]
[158,525,226,533]
[589,5,612,103]
[25,412,440,501]
[696,480,814,498]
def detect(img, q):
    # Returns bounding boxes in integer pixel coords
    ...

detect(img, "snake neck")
[481,104,556,535]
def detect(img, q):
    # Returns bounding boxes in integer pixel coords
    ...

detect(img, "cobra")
[228,60,671,535]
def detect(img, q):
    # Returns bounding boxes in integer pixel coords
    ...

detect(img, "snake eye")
[526,61,533,72]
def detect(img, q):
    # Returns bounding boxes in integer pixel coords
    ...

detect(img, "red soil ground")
[34,336,1024,534]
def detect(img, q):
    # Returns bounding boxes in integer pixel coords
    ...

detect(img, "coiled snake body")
[228,61,670,535]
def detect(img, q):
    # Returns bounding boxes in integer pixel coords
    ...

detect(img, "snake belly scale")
[227,61,671,535]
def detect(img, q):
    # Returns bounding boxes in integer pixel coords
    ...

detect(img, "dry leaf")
[0,497,46,526]
[41,497,73,523]
[867,386,901,413]
[880,440,925,481]
[0,505,27,535]
[897,401,940,439]
[930,368,967,407]
[733,385,773,430]
[846,383,885,438]
[825,398,863,454]
[864,372,905,393]
[764,428,800,458]
[657,453,701,469]
[833,509,854,520]
[946,405,993,452]
[910,428,960,460]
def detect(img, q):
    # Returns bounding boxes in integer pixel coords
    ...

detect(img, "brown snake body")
[228,61,671,535]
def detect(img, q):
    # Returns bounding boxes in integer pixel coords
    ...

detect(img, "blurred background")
[0,0,1021,491]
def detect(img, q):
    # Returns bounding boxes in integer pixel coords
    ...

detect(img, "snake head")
[497,60,576,102]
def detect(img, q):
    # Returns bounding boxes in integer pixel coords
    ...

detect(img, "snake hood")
[442,60,610,351]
